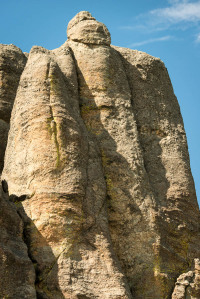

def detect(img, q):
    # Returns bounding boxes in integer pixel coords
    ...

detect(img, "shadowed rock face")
[1,11,200,299]
[0,187,36,298]
[0,44,27,173]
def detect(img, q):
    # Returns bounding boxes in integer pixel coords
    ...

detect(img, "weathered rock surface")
[67,39,159,297]
[0,186,36,298]
[113,46,200,296]
[1,11,200,299]
[67,11,111,45]
[2,42,131,298]
[172,259,200,298]
[0,44,27,173]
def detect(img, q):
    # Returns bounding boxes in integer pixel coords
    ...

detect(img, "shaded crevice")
[67,46,82,97]
[48,105,61,168]
[15,200,65,298]
[46,62,61,169]
[6,192,38,295]
[2,179,8,193]
[9,194,27,203]
[66,46,94,255]
[111,48,158,196]
[68,43,133,298]
[37,247,67,285]
[1,186,41,297]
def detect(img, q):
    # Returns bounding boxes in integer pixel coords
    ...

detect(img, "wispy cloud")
[129,36,172,48]
[121,1,200,44]
[150,1,200,24]
[196,33,200,41]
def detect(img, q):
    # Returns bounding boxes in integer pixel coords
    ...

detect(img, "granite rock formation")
[0,187,36,298]
[0,11,199,299]
[0,44,27,173]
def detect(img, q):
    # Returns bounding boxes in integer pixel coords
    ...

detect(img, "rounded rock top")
[67,11,111,46]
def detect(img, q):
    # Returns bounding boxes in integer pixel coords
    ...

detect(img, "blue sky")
[1,0,199,204]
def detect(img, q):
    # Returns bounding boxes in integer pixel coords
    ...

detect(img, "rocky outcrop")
[172,259,200,298]
[0,44,27,173]
[113,46,200,295]
[2,42,131,298]
[0,186,36,298]
[0,11,199,299]
[67,11,111,45]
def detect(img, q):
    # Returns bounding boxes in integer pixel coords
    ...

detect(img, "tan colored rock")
[0,44,27,173]
[113,46,200,295]
[0,44,27,122]
[0,186,36,298]
[67,39,163,297]
[190,259,200,298]
[172,259,200,299]
[67,11,111,45]
[2,42,131,298]
[1,11,200,299]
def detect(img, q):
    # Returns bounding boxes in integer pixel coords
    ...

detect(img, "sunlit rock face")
[1,11,200,299]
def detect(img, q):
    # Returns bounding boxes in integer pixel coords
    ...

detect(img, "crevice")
[185,285,192,299]
[12,202,38,295]
[67,45,92,233]
[2,179,8,193]
[47,105,61,168]
[76,295,91,299]
[9,194,27,203]
[68,43,133,299]
[38,246,67,285]
[15,202,45,297]
[3,186,38,295]
[46,62,61,169]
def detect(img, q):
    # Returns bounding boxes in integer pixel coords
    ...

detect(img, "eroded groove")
[47,105,61,168]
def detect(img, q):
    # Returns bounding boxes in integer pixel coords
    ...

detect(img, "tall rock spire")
[1,11,199,299]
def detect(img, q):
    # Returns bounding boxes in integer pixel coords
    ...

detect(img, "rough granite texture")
[0,44,27,173]
[0,11,200,299]
[172,259,200,298]
[0,187,36,298]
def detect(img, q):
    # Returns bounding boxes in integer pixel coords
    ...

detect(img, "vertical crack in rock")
[69,40,133,299]
[67,11,162,298]
[6,191,42,297]
[47,61,61,169]
[67,11,200,299]
[48,106,61,168]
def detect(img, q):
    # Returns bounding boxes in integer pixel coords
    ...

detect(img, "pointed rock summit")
[67,11,111,45]
[0,11,200,299]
